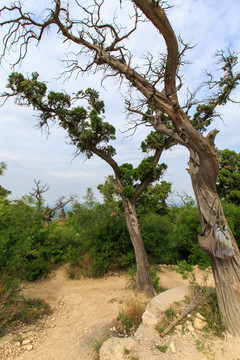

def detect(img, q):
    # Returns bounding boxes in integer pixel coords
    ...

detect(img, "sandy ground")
[0,265,239,360]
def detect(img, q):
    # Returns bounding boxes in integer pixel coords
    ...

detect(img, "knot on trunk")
[206,129,219,146]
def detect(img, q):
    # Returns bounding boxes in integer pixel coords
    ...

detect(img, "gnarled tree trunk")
[188,136,240,336]
[122,196,156,297]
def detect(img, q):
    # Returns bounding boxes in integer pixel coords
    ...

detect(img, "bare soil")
[0,265,239,360]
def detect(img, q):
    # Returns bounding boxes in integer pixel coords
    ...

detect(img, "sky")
[0,0,240,206]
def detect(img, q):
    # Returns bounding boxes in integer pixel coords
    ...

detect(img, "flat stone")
[99,337,136,360]
[141,310,158,326]
[22,339,31,345]
[147,285,190,316]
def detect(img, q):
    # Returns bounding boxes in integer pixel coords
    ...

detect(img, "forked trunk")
[122,197,156,297]
[188,148,240,336]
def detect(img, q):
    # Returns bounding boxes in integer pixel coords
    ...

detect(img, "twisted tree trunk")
[188,136,240,336]
[122,196,156,297]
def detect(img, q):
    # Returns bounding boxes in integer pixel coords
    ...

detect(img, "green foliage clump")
[150,269,161,293]
[167,200,210,268]
[136,181,171,216]
[222,201,240,247]
[66,202,135,277]
[0,197,80,281]
[140,213,173,264]
[217,149,240,205]
[141,131,166,151]
[155,345,168,353]
[0,162,11,199]
[190,104,215,132]
[122,185,135,198]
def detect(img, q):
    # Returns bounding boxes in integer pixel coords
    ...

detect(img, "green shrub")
[176,260,194,279]
[150,269,160,293]
[140,213,173,264]
[0,275,50,336]
[118,297,145,334]
[68,204,134,277]
[24,259,50,281]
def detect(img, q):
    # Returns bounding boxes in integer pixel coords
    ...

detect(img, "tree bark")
[187,135,240,336]
[122,196,156,297]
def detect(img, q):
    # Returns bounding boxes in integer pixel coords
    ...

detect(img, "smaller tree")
[217,149,240,205]
[3,73,173,296]
[26,179,74,227]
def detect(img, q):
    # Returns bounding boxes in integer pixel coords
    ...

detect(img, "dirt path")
[0,265,239,360]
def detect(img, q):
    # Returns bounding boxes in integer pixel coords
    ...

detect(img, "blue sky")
[0,0,239,206]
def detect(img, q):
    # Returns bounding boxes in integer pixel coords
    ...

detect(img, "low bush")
[117,297,146,335]
[0,275,50,337]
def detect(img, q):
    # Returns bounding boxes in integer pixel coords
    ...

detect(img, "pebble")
[195,312,206,321]
[187,324,195,333]
[194,317,206,330]
[22,339,31,345]
[170,342,176,353]
[26,344,33,351]
[175,325,182,332]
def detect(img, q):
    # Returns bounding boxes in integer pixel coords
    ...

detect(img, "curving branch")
[132,0,179,102]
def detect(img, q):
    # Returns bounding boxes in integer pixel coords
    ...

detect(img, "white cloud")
[48,171,101,179]
[0,151,20,160]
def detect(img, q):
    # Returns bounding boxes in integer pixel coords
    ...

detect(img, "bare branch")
[53,194,76,211]
[30,179,49,202]
[125,100,186,146]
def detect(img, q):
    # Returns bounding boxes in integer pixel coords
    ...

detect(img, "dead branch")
[53,194,75,211]
[159,295,205,337]
[30,179,49,203]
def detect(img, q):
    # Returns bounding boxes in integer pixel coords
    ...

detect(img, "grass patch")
[93,336,108,360]
[118,297,146,335]
[165,306,176,321]
[189,273,225,339]
[155,304,179,335]
[196,291,225,338]
[0,275,50,337]
[155,345,168,353]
